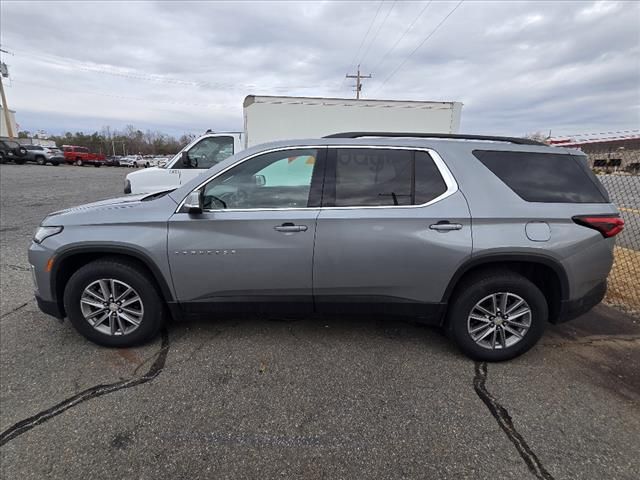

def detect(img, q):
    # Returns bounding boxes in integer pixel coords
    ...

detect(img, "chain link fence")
[594,147,640,316]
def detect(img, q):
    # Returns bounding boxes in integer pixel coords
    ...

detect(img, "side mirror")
[254,174,266,186]
[183,190,202,214]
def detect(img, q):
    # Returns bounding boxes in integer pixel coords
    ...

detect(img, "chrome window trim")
[175,144,459,213]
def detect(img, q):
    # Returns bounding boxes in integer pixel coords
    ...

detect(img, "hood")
[126,166,162,175]
[42,190,176,225]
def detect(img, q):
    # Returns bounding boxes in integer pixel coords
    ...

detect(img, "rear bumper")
[556,280,607,323]
[35,293,64,320]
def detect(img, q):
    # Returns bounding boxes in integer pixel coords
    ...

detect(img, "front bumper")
[35,293,64,319]
[556,280,607,323]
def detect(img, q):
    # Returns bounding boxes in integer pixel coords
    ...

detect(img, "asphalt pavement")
[1,164,639,479]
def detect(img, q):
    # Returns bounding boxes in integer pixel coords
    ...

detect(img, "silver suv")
[29,133,624,361]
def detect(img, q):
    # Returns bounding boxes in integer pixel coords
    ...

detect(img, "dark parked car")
[104,156,123,167]
[0,138,28,164]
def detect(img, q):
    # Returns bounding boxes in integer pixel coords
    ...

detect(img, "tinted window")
[415,151,448,204]
[202,149,318,209]
[473,150,607,203]
[331,148,447,207]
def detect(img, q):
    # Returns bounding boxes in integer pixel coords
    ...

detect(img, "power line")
[6,46,344,93]
[341,1,385,88]
[359,0,398,67]
[373,0,464,94]
[370,1,433,74]
[10,79,225,109]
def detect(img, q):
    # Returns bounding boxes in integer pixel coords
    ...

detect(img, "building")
[549,131,640,173]
[0,105,17,137]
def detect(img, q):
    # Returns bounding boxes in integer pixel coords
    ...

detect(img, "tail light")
[572,215,624,238]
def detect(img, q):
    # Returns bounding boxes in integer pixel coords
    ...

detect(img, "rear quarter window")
[472,150,608,203]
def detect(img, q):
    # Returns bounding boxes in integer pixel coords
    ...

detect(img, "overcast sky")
[1,0,639,138]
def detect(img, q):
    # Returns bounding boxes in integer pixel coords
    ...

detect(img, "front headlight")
[33,226,63,244]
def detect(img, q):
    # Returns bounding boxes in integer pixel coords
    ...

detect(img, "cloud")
[1,0,638,138]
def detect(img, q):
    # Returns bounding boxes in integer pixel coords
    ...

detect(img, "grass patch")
[606,246,640,316]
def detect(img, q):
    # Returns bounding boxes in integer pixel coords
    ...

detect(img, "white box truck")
[125,95,463,194]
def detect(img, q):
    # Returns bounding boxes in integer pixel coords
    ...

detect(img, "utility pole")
[0,58,15,138]
[346,64,372,100]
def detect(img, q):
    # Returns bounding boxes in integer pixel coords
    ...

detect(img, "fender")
[51,244,175,306]
[441,252,569,303]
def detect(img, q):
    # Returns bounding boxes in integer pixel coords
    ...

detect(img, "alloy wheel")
[467,292,532,350]
[80,279,144,336]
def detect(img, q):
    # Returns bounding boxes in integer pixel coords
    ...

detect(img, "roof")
[247,135,575,156]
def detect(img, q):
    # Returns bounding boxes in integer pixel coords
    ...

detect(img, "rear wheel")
[63,258,165,347]
[51,160,60,166]
[447,271,547,361]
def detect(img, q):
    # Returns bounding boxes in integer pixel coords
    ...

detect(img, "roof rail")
[323,132,546,146]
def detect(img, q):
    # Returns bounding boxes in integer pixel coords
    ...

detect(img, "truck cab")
[124,132,243,194]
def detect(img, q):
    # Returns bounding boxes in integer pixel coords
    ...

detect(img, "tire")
[76,158,83,166]
[36,156,46,166]
[51,160,60,166]
[446,270,548,362]
[63,258,165,347]
[94,163,101,168]
[0,153,6,164]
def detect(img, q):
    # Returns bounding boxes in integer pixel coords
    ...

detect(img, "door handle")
[274,222,308,233]
[429,221,463,232]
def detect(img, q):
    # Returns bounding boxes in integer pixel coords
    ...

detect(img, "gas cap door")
[526,221,551,242]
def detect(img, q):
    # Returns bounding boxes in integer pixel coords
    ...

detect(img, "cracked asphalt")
[1,164,639,479]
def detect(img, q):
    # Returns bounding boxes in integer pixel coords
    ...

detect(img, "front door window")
[201,149,318,210]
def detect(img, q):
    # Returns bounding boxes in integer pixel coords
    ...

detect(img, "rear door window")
[473,150,608,203]
[326,148,448,207]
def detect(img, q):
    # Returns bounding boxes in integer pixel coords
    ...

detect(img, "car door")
[168,146,325,315]
[177,135,236,186]
[313,146,472,320]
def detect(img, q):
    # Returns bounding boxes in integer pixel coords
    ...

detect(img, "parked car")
[119,155,143,168]
[104,156,123,167]
[62,146,105,167]
[152,157,169,168]
[29,133,623,361]
[22,145,63,166]
[0,138,28,164]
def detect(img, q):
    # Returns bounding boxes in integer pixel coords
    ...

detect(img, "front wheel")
[75,158,83,166]
[36,156,46,166]
[447,271,547,361]
[51,160,60,166]
[63,258,165,347]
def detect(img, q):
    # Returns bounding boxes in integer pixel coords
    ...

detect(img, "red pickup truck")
[63,145,105,167]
